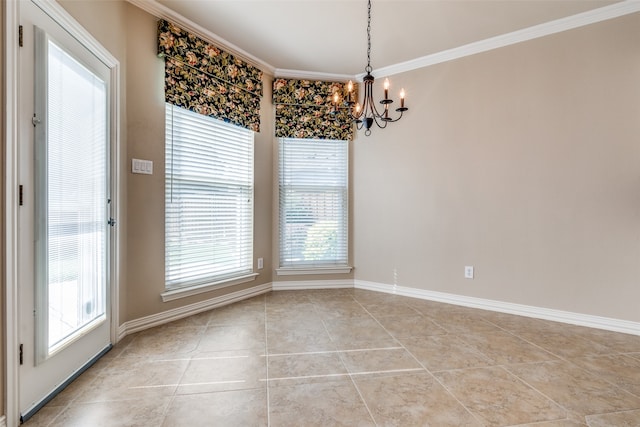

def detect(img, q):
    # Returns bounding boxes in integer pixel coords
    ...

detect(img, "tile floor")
[23,288,640,426]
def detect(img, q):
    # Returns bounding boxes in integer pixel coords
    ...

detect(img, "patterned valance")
[158,20,263,132]
[273,78,357,141]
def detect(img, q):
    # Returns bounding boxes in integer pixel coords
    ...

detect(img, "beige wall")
[353,13,640,323]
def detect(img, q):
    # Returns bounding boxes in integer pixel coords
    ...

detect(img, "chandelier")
[335,0,408,136]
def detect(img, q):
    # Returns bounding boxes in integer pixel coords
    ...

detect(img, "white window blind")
[279,138,348,267]
[43,39,107,351]
[165,104,254,289]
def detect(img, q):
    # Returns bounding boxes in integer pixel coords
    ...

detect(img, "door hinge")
[19,344,24,365]
[19,25,23,47]
[19,185,24,206]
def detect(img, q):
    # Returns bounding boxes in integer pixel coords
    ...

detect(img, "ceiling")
[156,0,618,76]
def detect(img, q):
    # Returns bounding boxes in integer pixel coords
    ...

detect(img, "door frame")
[4,1,121,425]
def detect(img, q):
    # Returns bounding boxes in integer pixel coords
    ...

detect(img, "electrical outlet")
[464,266,474,279]
[257,257,263,270]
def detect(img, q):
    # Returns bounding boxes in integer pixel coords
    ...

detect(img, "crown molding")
[274,68,355,82]
[366,0,640,79]
[130,1,639,82]
[126,0,275,74]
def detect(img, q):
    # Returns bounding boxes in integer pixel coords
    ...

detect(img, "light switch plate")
[132,158,153,175]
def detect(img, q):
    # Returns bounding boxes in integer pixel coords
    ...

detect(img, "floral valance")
[158,20,263,132]
[273,78,356,141]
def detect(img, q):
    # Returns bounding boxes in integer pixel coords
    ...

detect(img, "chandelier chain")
[366,0,372,73]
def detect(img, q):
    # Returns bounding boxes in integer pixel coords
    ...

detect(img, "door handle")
[108,218,117,227]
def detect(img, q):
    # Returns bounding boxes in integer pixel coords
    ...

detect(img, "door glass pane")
[46,40,107,353]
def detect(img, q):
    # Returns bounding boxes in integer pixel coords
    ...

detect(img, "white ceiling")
[156,0,618,76]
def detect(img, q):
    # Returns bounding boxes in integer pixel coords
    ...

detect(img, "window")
[165,104,254,290]
[37,35,108,356]
[279,138,349,272]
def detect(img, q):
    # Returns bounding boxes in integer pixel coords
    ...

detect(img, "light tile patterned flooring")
[24,288,640,426]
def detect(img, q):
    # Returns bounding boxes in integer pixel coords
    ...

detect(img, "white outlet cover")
[464,266,474,279]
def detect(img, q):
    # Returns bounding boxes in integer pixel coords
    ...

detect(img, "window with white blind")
[165,104,254,291]
[37,36,108,356]
[278,138,350,273]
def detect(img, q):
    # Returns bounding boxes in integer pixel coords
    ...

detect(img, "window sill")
[276,266,353,276]
[161,273,258,302]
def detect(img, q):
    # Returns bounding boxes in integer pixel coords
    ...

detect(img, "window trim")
[160,272,258,302]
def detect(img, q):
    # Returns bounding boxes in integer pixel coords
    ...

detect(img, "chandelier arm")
[346,0,407,135]
[371,116,389,129]
[351,108,406,126]
[367,103,386,121]
[383,111,406,123]
[371,107,394,128]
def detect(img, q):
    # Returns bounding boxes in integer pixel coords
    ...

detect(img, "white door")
[18,0,114,420]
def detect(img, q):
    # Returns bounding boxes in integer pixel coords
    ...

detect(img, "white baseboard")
[272,279,354,291]
[354,280,640,336]
[114,278,640,342]
[117,283,272,340]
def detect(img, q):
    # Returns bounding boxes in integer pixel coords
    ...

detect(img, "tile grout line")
[315,295,380,426]
[266,346,404,357]
[505,357,640,418]
[264,368,425,383]
[344,296,424,427]
[427,328,581,425]
[484,318,640,406]
[483,315,640,424]
[343,367,379,427]
[495,364,574,424]
[481,317,576,363]
[354,298,487,427]
[584,407,640,422]
[263,293,271,427]
[160,317,207,425]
